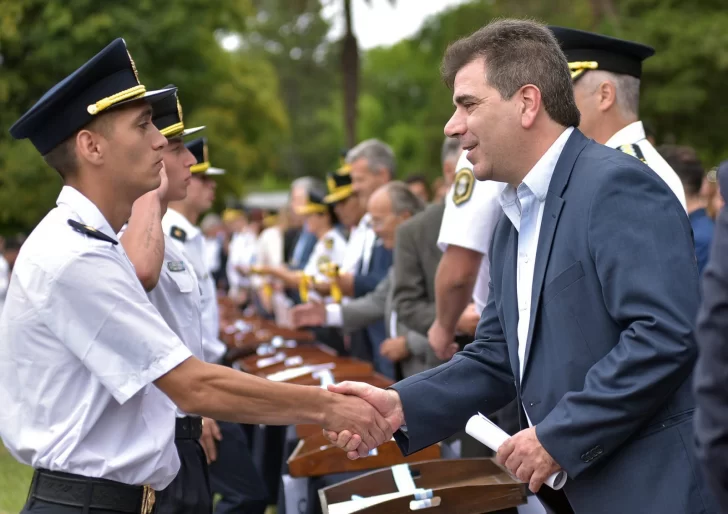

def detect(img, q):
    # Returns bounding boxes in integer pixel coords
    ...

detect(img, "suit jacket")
[392,203,445,335]
[695,205,728,511]
[391,130,716,513]
[341,269,443,378]
[353,242,392,297]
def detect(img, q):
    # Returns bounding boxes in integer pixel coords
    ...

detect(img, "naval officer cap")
[151,85,205,139]
[549,26,655,82]
[186,137,225,176]
[9,38,176,155]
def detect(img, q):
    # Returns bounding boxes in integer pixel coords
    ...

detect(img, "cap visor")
[112,86,177,111]
[205,166,226,176]
[324,189,353,204]
[181,125,206,137]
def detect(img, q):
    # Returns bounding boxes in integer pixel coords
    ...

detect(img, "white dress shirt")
[203,236,222,275]
[605,121,687,211]
[0,254,8,315]
[341,217,368,274]
[0,186,192,489]
[438,151,505,313]
[499,127,574,426]
[162,209,227,364]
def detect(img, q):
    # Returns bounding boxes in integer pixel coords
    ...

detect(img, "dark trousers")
[154,439,212,514]
[209,421,268,514]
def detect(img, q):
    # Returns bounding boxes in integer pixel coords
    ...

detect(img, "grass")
[0,444,33,514]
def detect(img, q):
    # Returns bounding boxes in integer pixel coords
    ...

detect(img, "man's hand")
[323,382,405,460]
[155,162,169,201]
[337,273,355,297]
[199,417,223,464]
[380,336,409,362]
[428,319,458,360]
[314,282,331,296]
[456,303,480,336]
[321,389,395,459]
[496,427,561,493]
[289,302,326,328]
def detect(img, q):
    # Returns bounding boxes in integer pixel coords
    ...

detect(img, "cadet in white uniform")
[119,88,214,513]
[1,37,391,514]
[550,25,687,210]
[428,150,504,360]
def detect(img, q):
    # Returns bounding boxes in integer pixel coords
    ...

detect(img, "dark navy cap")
[151,85,205,139]
[186,137,225,176]
[10,38,176,155]
[549,26,655,82]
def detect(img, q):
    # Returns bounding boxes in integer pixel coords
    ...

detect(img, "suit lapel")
[501,225,521,388]
[521,130,589,382]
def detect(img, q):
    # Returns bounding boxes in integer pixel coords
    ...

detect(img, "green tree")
[0,0,290,233]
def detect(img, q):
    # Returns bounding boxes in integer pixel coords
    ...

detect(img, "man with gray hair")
[550,26,686,210]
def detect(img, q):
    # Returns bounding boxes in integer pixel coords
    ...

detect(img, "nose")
[183,148,196,168]
[444,109,466,139]
[151,125,168,150]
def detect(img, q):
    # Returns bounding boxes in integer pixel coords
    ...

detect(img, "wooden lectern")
[318,458,526,514]
[288,432,441,478]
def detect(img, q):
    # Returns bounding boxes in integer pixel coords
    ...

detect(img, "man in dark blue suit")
[694,165,728,511]
[325,19,716,513]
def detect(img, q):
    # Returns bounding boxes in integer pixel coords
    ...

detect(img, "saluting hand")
[155,162,169,201]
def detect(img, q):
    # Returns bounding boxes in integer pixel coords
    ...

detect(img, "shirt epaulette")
[618,143,647,164]
[67,219,118,245]
[170,226,187,243]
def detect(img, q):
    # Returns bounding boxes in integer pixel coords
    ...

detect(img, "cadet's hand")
[379,336,409,362]
[336,273,355,297]
[455,303,480,336]
[199,417,223,464]
[323,382,405,460]
[496,427,561,493]
[289,301,326,328]
[155,162,169,201]
[314,282,331,296]
[428,320,458,360]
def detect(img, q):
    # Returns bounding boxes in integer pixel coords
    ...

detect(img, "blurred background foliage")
[0,0,727,234]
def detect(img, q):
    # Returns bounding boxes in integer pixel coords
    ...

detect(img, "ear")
[597,81,617,112]
[75,128,107,167]
[519,85,542,129]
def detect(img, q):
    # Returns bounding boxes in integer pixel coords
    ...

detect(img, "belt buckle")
[141,485,156,514]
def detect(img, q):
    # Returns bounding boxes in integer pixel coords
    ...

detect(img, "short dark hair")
[404,173,431,199]
[42,112,115,179]
[658,145,704,196]
[441,18,580,128]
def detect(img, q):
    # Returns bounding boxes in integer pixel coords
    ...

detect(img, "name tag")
[167,261,186,272]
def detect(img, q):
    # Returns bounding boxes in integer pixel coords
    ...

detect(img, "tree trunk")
[341,0,358,148]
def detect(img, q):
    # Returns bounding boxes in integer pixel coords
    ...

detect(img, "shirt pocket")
[165,267,194,293]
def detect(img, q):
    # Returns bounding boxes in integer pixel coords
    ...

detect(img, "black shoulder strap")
[67,219,118,245]
[170,225,187,243]
[618,143,647,164]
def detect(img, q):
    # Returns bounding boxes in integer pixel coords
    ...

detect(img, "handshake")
[320,381,405,459]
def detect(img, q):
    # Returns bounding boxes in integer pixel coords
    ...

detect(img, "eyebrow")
[454,94,479,106]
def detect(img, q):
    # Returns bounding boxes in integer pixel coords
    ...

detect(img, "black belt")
[176,416,203,439]
[27,469,154,513]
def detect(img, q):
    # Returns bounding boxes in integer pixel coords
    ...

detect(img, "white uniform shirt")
[0,186,192,489]
[226,230,258,293]
[340,218,368,274]
[303,228,348,284]
[204,236,222,276]
[437,151,505,313]
[605,121,687,211]
[499,127,574,425]
[162,209,227,364]
[0,254,8,315]
[253,226,283,289]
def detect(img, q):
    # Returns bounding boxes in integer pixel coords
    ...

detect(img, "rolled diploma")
[465,413,567,490]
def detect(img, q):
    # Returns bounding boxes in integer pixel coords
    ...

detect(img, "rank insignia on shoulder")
[317,255,331,267]
[618,143,647,164]
[167,260,185,272]
[170,226,187,242]
[67,219,118,245]
[453,167,475,206]
[324,237,334,250]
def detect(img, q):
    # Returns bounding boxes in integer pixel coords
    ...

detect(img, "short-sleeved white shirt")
[0,186,192,490]
[437,151,506,313]
[162,209,227,364]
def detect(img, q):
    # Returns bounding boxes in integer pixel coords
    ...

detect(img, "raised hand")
[289,301,326,328]
[321,390,395,458]
[323,382,405,459]
[155,161,169,201]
